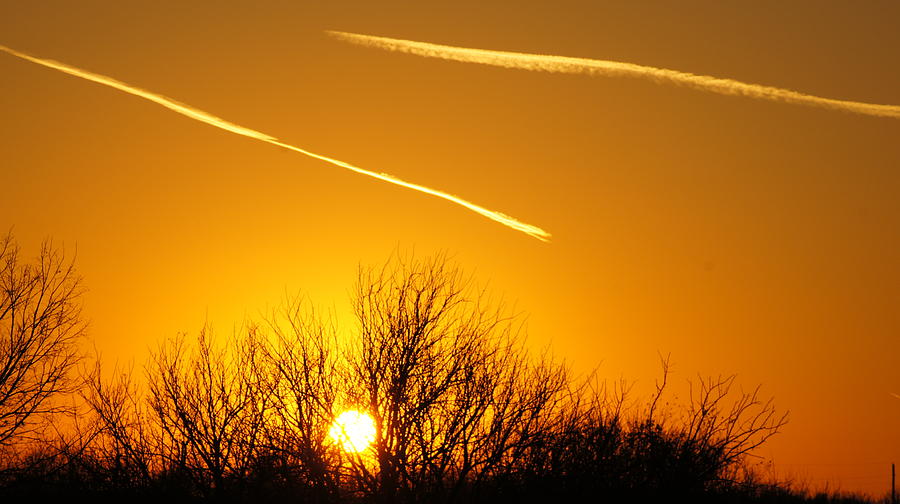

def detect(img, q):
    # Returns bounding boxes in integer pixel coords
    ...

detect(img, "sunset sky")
[2,0,898,496]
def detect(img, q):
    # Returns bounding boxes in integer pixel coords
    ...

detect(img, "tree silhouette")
[146,327,273,498]
[57,250,792,503]
[343,252,572,502]
[0,232,84,450]
[80,358,156,492]
[259,295,343,501]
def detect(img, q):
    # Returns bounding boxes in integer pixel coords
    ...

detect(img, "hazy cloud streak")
[0,44,551,242]
[327,31,900,120]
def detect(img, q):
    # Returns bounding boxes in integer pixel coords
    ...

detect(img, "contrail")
[327,31,900,120]
[891,392,900,400]
[0,44,550,242]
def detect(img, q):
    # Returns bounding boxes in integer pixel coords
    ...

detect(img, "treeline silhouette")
[0,234,883,503]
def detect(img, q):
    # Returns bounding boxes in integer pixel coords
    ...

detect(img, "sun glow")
[329,410,376,453]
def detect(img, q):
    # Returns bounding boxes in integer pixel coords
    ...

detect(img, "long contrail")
[0,44,550,242]
[327,31,900,120]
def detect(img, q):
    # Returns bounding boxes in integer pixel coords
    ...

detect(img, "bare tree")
[344,252,572,502]
[80,296,347,500]
[681,374,789,483]
[146,326,274,498]
[0,232,85,449]
[79,358,155,490]
[609,363,789,496]
[260,294,343,499]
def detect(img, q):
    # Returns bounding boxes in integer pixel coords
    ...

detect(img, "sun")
[329,410,376,453]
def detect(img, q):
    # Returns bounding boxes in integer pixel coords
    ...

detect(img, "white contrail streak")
[327,31,900,120]
[0,44,551,242]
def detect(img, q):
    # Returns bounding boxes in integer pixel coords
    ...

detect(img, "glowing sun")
[329,410,376,452]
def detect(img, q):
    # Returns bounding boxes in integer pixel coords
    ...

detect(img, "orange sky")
[2,0,899,496]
